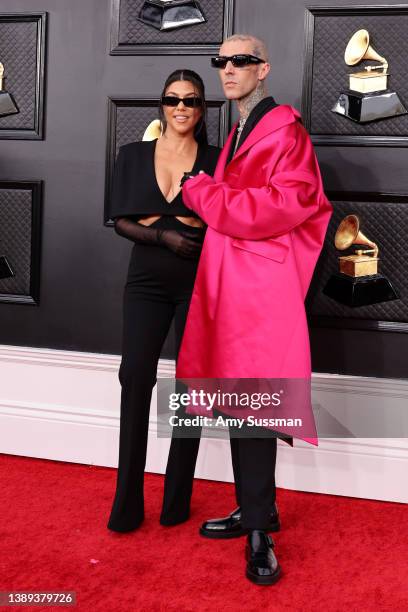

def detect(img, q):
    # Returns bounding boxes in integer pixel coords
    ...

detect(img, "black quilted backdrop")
[116,104,160,153]
[306,196,408,322]
[0,188,32,296]
[306,11,408,136]
[112,0,232,52]
[0,14,45,137]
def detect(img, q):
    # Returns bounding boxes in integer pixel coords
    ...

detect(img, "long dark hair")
[158,69,208,145]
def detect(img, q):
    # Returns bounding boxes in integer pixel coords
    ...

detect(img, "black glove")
[158,228,204,258]
[113,217,204,259]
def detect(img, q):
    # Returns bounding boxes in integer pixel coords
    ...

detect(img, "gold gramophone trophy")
[332,29,407,123]
[142,119,163,141]
[323,214,399,307]
[137,0,206,31]
[0,62,19,118]
[0,254,14,279]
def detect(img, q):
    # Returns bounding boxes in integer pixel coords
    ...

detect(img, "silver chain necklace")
[233,117,247,154]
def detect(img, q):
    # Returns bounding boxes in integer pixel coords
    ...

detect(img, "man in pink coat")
[177,34,332,585]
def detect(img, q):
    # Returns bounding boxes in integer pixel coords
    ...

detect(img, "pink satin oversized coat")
[176,105,332,394]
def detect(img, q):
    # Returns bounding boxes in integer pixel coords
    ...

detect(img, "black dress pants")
[230,432,277,530]
[107,216,202,532]
[164,405,277,529]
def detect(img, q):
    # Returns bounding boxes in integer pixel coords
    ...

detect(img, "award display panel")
[302,6,408,146]
[306,192,408,333]
[0,181,42,305]
[0,13,47,140]
[104,96,229,224]
[110,0,234,55]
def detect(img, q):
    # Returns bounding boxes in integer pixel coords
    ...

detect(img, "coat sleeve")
[182,122,323,240]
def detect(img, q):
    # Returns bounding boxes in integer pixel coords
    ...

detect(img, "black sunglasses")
[211,54,266,69]
[161,95,202,108]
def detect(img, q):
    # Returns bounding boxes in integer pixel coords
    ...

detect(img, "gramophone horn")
[142,119,163,141]
[344,29,387,67]
[334,214,379,257]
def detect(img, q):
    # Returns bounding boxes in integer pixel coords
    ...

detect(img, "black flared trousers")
[107,217,203,532]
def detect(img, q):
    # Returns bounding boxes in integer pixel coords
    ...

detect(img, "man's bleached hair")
[222,34,269,62]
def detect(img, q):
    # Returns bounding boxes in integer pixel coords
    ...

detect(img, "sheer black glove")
[159,228,204,258]
[114,217,204,259]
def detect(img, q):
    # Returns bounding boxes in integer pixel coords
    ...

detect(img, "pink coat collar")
[215,105,302,181]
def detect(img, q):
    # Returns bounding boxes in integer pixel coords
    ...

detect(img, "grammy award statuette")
[332,29,407,123]
[0,63,19,118]
[0,255,14,280]
[137,0,206,31]
[323,214,399,307]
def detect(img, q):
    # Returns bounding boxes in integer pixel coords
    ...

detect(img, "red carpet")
[0,453,407,611]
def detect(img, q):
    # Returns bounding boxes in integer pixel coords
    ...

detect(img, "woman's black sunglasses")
[161,95,202,108]
[211,54,266,69]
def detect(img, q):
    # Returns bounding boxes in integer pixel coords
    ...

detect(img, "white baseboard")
[0,344,407,503]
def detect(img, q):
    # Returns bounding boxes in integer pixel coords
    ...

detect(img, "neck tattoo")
[237,83,268,134]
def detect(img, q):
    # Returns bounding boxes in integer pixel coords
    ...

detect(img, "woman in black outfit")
[107,70,220,532]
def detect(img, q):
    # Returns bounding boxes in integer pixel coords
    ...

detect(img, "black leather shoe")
[199,503,280,539]
[245,530,281,585]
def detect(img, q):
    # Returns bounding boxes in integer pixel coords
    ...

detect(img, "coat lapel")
[224,105,301,171]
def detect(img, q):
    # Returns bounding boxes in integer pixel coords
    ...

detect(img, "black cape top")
[109,139,221,220]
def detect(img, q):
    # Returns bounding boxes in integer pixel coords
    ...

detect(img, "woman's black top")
[109,139,220,220]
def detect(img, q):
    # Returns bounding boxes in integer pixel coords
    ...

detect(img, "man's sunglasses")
[161,96,202,108]
[211,54,266,69]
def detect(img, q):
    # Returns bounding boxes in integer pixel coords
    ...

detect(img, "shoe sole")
[199,521,281,539]
[245,565,282,586]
